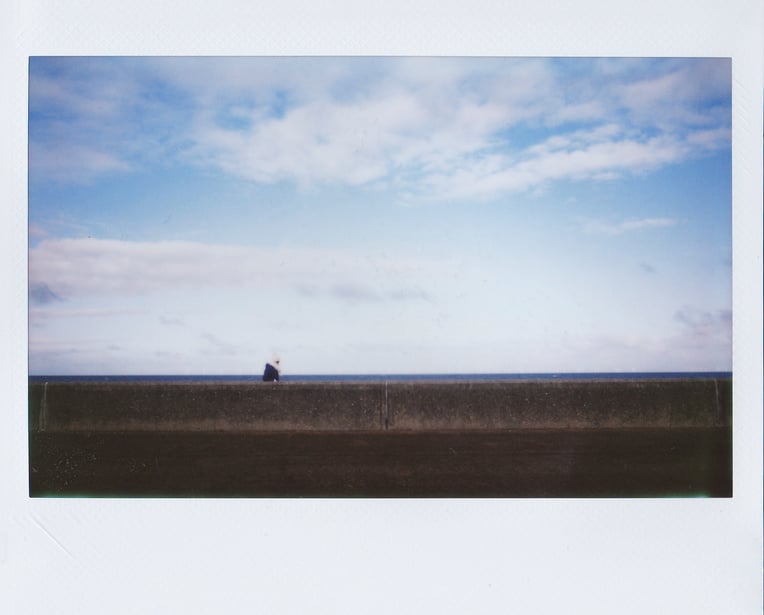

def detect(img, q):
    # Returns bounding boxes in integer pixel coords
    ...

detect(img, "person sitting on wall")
[262,359,280,382]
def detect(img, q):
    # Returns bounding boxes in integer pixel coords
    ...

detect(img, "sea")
[28,372,731,383]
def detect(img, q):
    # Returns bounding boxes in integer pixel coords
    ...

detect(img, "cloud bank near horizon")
[28,237,439,306]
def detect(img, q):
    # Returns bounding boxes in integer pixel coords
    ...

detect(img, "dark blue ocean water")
[29,372,731,383]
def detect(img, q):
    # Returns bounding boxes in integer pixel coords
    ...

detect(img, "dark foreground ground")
[29,428,731,498]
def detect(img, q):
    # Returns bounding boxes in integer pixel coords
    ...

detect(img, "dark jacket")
[262,363,280,382]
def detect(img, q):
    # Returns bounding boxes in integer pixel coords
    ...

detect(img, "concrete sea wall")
[28,378,731,433]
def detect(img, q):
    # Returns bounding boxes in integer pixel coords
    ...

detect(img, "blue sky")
[27,56,732,375]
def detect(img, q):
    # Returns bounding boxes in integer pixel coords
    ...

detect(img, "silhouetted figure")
[262,360,280,382]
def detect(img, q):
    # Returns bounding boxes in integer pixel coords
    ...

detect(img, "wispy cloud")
[674,306,732,339]
[28,57,731,201]
[159,315,186,327]
[421,133,690,201]
[387,288,433,303]
[330,284,382,303]
[29,282,63,305]
[28,142,132,184]
[30,307,145,320]
[28,237,440,304]
[583,217,682,235]
[667,306,732,369]
[184,58,729,201]
[326,284,433,305]
[557,304,731,371]
[614,59,731,129]
[28,224,49,239]
[200,332,240,356]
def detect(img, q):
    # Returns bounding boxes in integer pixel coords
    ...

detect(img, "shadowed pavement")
[29,428,731,498]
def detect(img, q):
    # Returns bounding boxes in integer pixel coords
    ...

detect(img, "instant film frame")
[4,1,763,613]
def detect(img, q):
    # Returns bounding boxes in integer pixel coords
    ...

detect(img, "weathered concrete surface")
[28,378,731,432]
[29,382,386,432]
[387,379,731,430]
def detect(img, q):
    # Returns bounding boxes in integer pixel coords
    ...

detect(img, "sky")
[27,56,732,375]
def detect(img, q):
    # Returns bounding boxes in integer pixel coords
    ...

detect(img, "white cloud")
[615,59,731,129]
[159,315,186,327]
[29,282,63,305]
[417,133,690,202]
[674,306,732,340]
[181,59,728,202]
[188,83,524,192]
[29,64,136,119]
[28,142,132,184]
[28,224,49,239]
[28,237,441,303]
[686,126,733,151]
[29,57,731,200]
[526,123,625,156]
[329,283,383,303]
[665,306,732,370]
[555,306,731,372]
[583,217,682,235]
[200,332,241,356]
[190,89,712,203]
[30,307,145,320]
